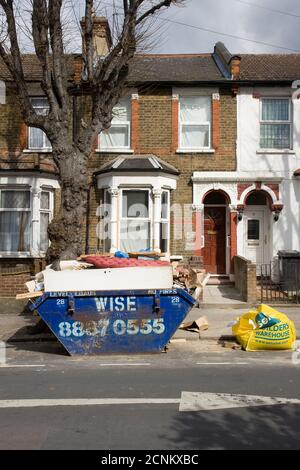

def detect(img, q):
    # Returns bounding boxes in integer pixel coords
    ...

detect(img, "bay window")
[99,99,131,151]
[0,190,31,252]
[0,187,54,256]
[260,98,292,150]
[28,98,51,150]
[179,96,211,150]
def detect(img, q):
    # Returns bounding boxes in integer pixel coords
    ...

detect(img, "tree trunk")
[47,146,89,263]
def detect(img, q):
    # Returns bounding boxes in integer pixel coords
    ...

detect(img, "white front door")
[244,207,270,266]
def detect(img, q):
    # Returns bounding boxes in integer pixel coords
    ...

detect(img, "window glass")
[260,98,291,149]
[122,191,149,218]
[161,191,169,220]
[41,191,50,210]
[248,220,260,241]
[160,222,168,253]
[1,190,30,209]
[29,98,51,149]
[100,99,131,149]
[104,190,112,253]
[260,124,290,149]
[120,221,150,252]
[101,125,129,149]
[180,96,211,122]
[40,212,49,252]
[179,96,211,149]
[261,99,289,121]
[0,191,31,252]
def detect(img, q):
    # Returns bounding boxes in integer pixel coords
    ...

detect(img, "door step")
[207,275,233,286]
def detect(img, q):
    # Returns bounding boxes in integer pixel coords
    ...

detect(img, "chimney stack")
[213,42,241,80]
[81,16,112,57]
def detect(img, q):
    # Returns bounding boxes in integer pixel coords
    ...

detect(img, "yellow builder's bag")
[232,304,296,351]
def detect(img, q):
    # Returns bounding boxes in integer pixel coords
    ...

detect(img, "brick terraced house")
[0,18,300,298]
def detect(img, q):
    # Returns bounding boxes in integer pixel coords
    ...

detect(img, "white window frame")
[98,98,131,152]
[119,188,153,252]
[0,186,54,257]
[259,97,293,150]
[178,95,212,152]
[0,188,32,256]
[160,190,170,253]
[39,189,54,255]
[28,97,52,151]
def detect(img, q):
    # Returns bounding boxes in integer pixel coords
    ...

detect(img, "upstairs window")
[28,98,51,150]
[260,98,292,150]
[99,99,131,151]
[0,190,31,253]
[179,96,211,150]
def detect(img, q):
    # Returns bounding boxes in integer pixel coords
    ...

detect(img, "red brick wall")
[0,273,32,298]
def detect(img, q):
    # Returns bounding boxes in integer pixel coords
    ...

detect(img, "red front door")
[203,207,226,274]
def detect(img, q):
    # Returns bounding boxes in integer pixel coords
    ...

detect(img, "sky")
[155,0,300,54]
[2,0,300,56]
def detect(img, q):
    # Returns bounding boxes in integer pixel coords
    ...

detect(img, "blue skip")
[30,288,196,355]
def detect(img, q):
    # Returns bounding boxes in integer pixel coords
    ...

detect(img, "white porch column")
[109,188,119,253]
[30,188,41,257]
[153,189,162,253]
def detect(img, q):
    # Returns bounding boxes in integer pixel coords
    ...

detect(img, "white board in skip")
[44,266,173,292]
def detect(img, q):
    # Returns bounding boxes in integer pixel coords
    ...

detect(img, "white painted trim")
[192,172,283,183]
[0,175,59,188]
[239,183,281,205]
[256,150,295,155]
[96,173,178,191]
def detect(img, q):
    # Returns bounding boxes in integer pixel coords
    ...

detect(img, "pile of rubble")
[16,252,209,305]
[171,262,210,304]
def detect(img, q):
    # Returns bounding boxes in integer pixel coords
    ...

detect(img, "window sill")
[23,149,52,153]
[0,252,46,258]
[176,149,215,154]
[256,150,295,155]
[96,149,134,154]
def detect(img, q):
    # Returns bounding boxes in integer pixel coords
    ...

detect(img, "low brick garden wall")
[234,255,257,303]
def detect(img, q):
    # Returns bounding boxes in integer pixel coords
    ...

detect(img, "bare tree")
[0,0,184,263]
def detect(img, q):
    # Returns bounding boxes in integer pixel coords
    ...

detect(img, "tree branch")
[137,0,183,25]
[0,0,44,127]
[48,0,68,111]
[82,0,95,82]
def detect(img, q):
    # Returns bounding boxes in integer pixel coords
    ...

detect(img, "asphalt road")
[0,341,300,450]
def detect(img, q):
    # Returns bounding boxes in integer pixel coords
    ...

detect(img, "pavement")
[0,304,299,345]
